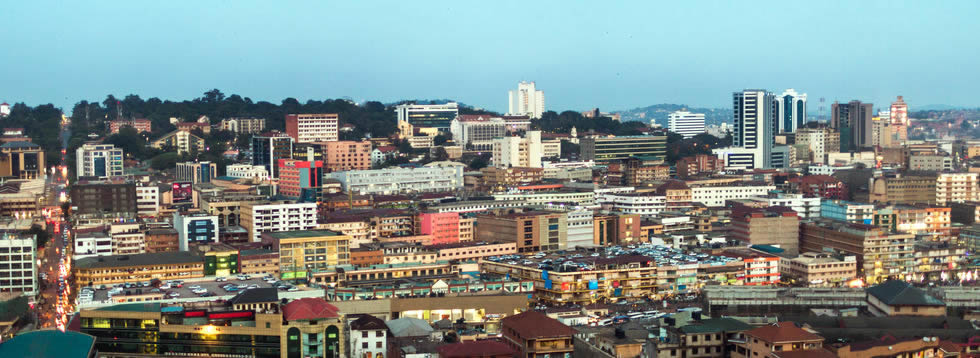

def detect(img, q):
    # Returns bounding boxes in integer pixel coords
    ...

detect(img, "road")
[36,115,71,330]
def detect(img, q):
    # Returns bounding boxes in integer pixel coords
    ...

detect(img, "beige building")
[476,209,567,252]
[260,230,350,280]
[936,172,980,205]
[780,252,857,286]
[75,251,204,290]
[732,322,826,358]
[799,220,915,284]
[870,175,937,204]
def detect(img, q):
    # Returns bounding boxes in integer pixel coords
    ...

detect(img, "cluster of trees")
[532,110,647,136]
[1,103,64,166]
[665,132,730,163]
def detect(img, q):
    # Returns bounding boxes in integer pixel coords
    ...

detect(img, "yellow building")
[75,251,204,289]
[259,230,350,280]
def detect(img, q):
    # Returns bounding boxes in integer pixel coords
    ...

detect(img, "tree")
[560,141,580,159]
[433,135,449,146]
[469,157,488,170]
[432,147,449,161]
[105,126,147,159]
[22,224,50,249]
[397,140,413,154]
[150,152,180,171]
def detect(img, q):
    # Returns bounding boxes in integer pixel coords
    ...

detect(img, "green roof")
[0,330,95,358]
[76,251,203,269]
[678,318,753,334]
[867,280,946,306]
[750,245,785,254]
[263,230,343,239]
[0,296,29,322]
[94,302,162,312]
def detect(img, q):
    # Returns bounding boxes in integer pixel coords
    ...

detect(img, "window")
[362,331,368,338]
[362,342,368,349]
[376,331,384,337]
[376,341,383,348]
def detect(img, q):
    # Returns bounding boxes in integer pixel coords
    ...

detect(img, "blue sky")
[2,1,979,113]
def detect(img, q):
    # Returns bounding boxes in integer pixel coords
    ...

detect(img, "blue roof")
[0,141,40,149]
[0,330,95,358]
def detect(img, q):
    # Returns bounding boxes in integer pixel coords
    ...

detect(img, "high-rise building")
[667,110,706,138]
[493,131,544,168]
[831,100,874,151]
[0,233,37,295]
[395,103,459,131]
[251,131,294,179]
[173,212,219,251]
[219,117,265,134]
[889,96,910,144]
[239,201,318,242]
[508,81,545,119]
[285,113,339,143]
[579,135,667,164]
[450,115,507,150]
[322,140,372,172]
[277,159,323,202]
[775,89,807,133]
[76,143,124,179]
[715,90,776,169]
[70,179,137,217]
[175,161,217,184]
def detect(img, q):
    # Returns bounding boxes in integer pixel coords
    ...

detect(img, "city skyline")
[2,1,979,112]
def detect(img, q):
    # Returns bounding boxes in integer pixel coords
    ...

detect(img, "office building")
[395,102,459,130]
[417,211,461,245]
[0,233,37,295]
[110,222,145,255]
[0,142,43,179]
[889,96,910,144]
[173,212,219,251]
[219,117,265,134]
[717,89,777,169]
[507,81,546,119]
[820,200,874,224]
[73,231,112,260]
[689,183,775,207]
[76,143,124,179]
[479,167,543,191]
[831,100,874,151]
[239,201,318,242]
[909,154,952,172]
[493,131,544,168]
[285,113,339,143]
[108,118,152,134]
[607,157,669,185]
[869,174,937,204]
[476,209,567,252]
[251,131,294,179]
[327,163,464,195]
[780,252,858,286]
[75,251,204,289]
[667,110,706,138]
[450,114,506,150]
[795,127,839,163]
[788,174,849,200]
[775,89,807,133]
[226,164,269,180]
[936,172,980,205]
[144,228,179,253]
[580,135,667,164]
[799,220,914,284]
[277,159,323,202]
[322,140,371,172]
[730,206,800,254]
[175,161,217,184]
[291,142,324,162]
[260,230,350,279]
[70,179,137,217]
[151,130,206,155]
[135,185,159,217]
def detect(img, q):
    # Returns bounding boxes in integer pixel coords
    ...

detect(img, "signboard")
[172,182,193,204]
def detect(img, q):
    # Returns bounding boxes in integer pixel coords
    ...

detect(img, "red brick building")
[501,311,575,358]
[277,159,323,201]
[789,175,849,200]
[417,211,461,245]
[676,154,724,178]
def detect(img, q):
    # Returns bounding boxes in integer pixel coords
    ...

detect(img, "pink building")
[419,212,460,245]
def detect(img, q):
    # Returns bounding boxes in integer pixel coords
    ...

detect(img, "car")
[160,283,171,289]
[167,292,180,298]
[225,287,239,292]
[237,284,248,289]
[215,277,227,282]
[287,287,299,292]
[247,284,258,289]
[188,285,201,290]
[192,288,207,294]
[237,275,250,281]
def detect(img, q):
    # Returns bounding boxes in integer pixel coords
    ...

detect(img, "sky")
[2,1,980,114]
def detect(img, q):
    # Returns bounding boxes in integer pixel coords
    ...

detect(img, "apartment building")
[476,210,567,252]
[110,222,145,255]
[74,251,204,289]
[219,117,265,134]
[936,172,980,205]
[780,252,858,286]
[327,163,464,195]
[75,143,123,179]
[135,185,159,217]
[285,113,339,143]
[260,230,350,279]
[150,130,205,155]
[322,140,371,172]
[239,201,318,242]
[799,220,915,284]
[580,135,667,164]
[0,233,36,295]
[731,206,800,254]
[74,231,112,260]
[108,118,152,134]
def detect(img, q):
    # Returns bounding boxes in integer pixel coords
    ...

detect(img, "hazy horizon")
[2,1,979,113]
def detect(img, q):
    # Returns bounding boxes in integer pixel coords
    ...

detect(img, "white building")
[494,190,596,207]
[76,143,124,179]
[174,212,220,251]
[327,163,464,195]
[349,316,388,358]
[565,209,595,249]
[806,164,854,176]
[74,232,112,260]
[240,201,318,242]
[596,192,667,216]
[775,89,807,133]
[796,128,832,163]
[285,113,339,143]
[0,102,9,117]
[936,172,980,205]
[110,223,145,255]
[136,185,159,217]
[370,147,398,167]
[219,117,265,134]
[0,233,37,295]
[691,184,776,207]
[395,103,459,131]
[542,139,561,158]
[763,193,821,219]
[667,110,706,139]
[449,115,506,151]
[508,81,545,119]
[492,131,543,168]
[717,89,776,169]
[226,164,269,180]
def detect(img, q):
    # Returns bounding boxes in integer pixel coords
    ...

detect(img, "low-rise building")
[476,209,567,252]
[779,252,858,286]
[501,311,575,358]
[866,280,947,317]
[328,163,464,195]
[238,248,280,276]
[260,230,350,280]
[732,322,826,358]
[74,251,204,289]
[731,206,800,254]
[150,130,205,155]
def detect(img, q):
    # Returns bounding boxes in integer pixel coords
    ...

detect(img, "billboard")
[172,181,193,204]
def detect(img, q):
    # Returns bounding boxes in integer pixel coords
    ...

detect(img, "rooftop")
[745,322,824,343]
[262,230,343,239]
[867,280,946,306]
[501,310,575,339]
[76,251,202,269]
[0,330,95,358]
[677,317,753,334]
[282,298,340,321]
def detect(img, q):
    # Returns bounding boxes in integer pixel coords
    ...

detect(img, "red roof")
[375,146,397,153]
[746,322,823,344]
[501,311,575,339]
[282,298,340,321]
[439,340,515,358]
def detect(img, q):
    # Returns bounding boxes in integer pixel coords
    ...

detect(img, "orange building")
[321,140,371,172]
[418,211,461,245]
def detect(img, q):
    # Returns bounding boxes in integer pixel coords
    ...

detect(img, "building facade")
[252,132,294,179]
[667,110,706,139]
[0,142,44,179]
[285,113,339,143]
[0,233,36,295]
[176,161,217,184]
[219,117,266,134]
[832,100,874,151]
[240,201,318,242]
[327,164,464,195]
[322,141,371,172]
[395,103,459,131]
[277,159,323,202]
[580,135,667,164]
[76,143,124,179]
[174,212,220,251]
[775,89,807,133]
[507,81,545,119]
[450,115,506,150]
[493,131,543,168]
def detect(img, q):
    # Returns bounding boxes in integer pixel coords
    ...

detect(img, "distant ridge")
[615,104,730,126]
